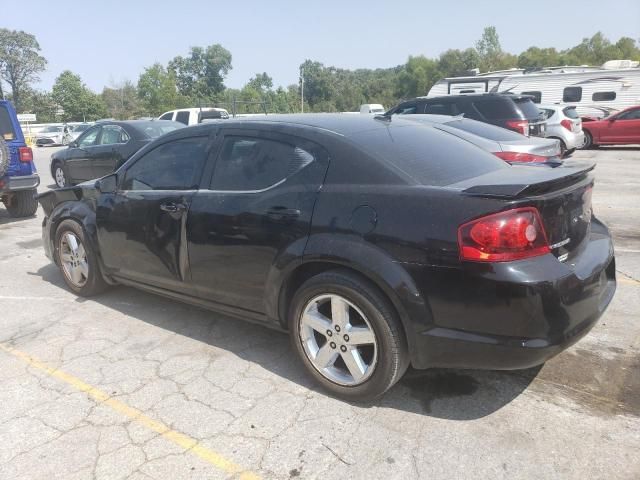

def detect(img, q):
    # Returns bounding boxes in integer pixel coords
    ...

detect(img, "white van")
[158,107,230,125]
[359,104,386,114]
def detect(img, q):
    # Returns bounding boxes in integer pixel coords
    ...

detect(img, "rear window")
[349,124,508,187]
[563,107,580,119]
[0,106,17,141]
[512,98,543,119]
[443,118,525,141]
[521,91,542,103]
[473,97,540,120]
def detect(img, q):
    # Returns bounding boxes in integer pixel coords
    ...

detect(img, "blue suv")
[0,100,39,217]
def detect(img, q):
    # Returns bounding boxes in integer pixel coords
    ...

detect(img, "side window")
[175,111,190,125]
[592,91,616,102]
[122,137,208,191]
[617,109,640,120]
[210,136,315,191]
[423,103,459,115]
[99,125,129,145]
[522,91,542,103]
[159,112,174,121]
[394,104,417,115]
[563,87,582,102]
[77,126,101,147]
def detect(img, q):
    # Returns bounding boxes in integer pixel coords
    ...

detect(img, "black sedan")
[37,115,616,401]
[49,120,184,188]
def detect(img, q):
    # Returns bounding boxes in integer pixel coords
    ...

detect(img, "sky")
[5,0,640,93]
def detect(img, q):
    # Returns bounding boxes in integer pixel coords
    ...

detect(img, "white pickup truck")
[158,107,230,125]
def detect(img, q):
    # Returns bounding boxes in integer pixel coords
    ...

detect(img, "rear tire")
[6,189,38,218]
[54,220,108,296]
[289,270,409,401]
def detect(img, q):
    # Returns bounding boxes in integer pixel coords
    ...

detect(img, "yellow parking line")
[0,343,260,480]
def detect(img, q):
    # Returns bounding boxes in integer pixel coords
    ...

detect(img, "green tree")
[51,71,106,122]
[20,89,58,123]
[475,26,516,71]
[438,48,480,77]
[102,80,143,119]
[137,63,187,116]
[517,47,561,69]
[396,55,441,98]
[247,72,273,93]
[614,37,640,61]
[0,29,47,111]
[169,44,232,101]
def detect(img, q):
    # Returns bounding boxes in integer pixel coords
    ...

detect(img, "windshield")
[136,121,185,139]
[0,105,17,141]
[43,126,63,133]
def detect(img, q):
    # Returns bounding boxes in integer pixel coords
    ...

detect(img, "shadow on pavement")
[0,208,37,226]
[34,262,539,420]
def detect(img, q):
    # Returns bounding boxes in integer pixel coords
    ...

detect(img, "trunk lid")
[452,162,595,260]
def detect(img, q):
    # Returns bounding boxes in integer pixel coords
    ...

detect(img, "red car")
[581,106,640,148]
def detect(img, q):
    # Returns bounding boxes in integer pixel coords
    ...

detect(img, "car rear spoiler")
[455,162,595,199]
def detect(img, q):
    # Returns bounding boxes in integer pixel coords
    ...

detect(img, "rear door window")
[175,111,190,125]
[350,124,508,187]
[0,105,17,141]
[423,102,460,115]
[210,136,316,191]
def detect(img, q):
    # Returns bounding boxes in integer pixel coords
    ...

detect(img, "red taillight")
[493,151,549,163]
[560,119,573,131]
[458,207,550,262]
[505,119,528,135]
[18,147,33,163]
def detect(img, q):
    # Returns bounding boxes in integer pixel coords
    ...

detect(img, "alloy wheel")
[55,167,66,188]
[59,232,89,287]
[299,294,378,386]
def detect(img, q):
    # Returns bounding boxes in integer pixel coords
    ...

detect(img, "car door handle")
[266,207,301,221]
[160,202,187,213]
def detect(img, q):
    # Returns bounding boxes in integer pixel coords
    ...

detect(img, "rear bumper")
[407,217,616,370]
[0,174,40,192]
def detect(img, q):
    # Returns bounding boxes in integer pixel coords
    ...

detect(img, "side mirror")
[95,173,117,194]
[608,116,616,122]
[68,141,78,148]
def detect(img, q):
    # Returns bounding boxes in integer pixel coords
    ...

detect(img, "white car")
[538,105,585,156]
[158,107,229,125]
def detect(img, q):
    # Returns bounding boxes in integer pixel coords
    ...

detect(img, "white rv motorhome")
[427,60,640,117]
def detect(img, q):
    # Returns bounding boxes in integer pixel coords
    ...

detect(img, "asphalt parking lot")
[0,145,639,480]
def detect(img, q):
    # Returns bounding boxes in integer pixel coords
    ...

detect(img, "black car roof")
[162,114,436,139]
[413,93,533,102]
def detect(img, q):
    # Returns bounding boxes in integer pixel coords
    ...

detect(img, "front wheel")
[54,220,108,296]
[580,130,593,149]
[289,270,409,401]
[53,163,67,188]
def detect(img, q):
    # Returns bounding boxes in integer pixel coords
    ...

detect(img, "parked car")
[158,107,230,125]
[38,114,616,401]
[400,114,562,165]
[580,105,640,148]
[49,120,184,188]
[538,105,584,156]
[386,93,547,137]
[0,100,39,217]
[35,125,66,146]
[70,123,92,140]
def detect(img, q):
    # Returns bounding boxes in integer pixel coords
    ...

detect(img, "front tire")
[289,270,409,401]
[581,130,593,149]
[54,220,108,296]
[5,189,38,218]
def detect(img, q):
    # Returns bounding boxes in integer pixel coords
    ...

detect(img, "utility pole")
[300,66,304,113]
